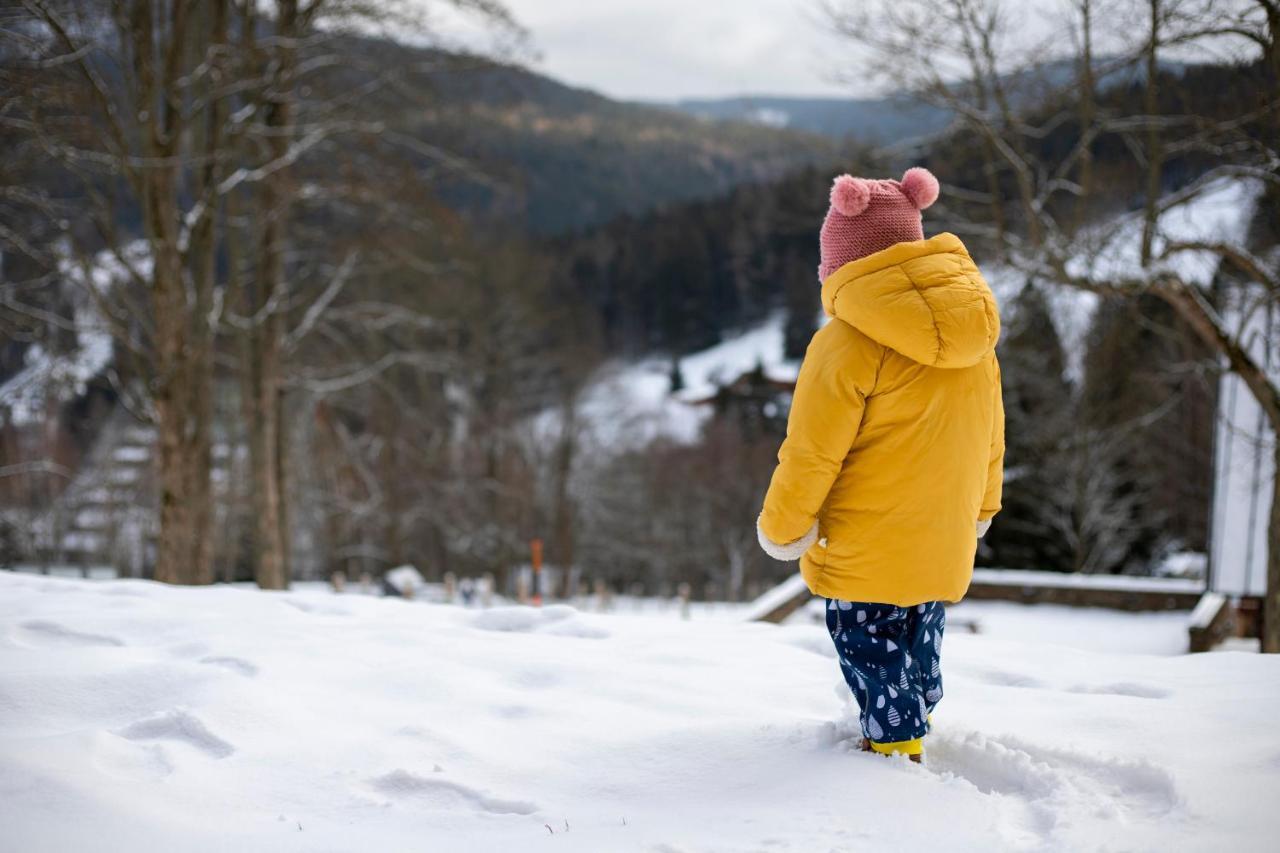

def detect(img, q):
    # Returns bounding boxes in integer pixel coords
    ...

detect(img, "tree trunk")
[1256,0,1280,653]
[276,386,292,581]
[551,396,577,597]
[238,0,298,590]
[1266,439,1280,652]
[153,299,215,586]
[242,320,288,589]
[1140,0,1163,263]
[1072,0,1096,234]
[147,48,216,586]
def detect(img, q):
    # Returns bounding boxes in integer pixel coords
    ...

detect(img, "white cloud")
[434,0,1267,102]
[498,0,853,100]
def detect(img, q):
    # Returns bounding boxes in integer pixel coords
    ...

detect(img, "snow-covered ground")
[2,572,1277,852]
[793,596,1195,656]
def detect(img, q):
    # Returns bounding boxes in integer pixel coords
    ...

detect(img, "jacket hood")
[820,232,1000,369]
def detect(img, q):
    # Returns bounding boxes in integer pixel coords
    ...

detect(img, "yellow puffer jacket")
[758,233,1004,606]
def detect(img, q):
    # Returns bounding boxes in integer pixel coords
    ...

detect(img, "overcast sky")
[496,0,853,102]
[449,0,1259,104]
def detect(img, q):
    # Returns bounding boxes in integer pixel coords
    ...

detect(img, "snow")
[1154,550,1208,581]
[0,336,114,426]
[667,314,799,402]
[1188,592,1227,631]
[112,446,151,464]
[0,242,149,426]
[945,600,1193,657]
[797,596,1193,656]
[75,508,113,528]
[1040,176,1261,382]
[1070,177,1263,289]
[109,467,141,485]
[61,530,104,552]
[3,572,1278,852]
[382,565,427,596]
[558,312,800,450]
[969,568,1203,595]
[746,106,790,128]
[740,571,810,622]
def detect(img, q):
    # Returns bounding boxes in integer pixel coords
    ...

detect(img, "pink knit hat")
[818,167,940,281]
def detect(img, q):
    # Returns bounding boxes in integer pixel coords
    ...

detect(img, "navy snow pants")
[826,599,945,746]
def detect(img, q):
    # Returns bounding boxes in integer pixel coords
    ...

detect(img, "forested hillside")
[548,164,848,360]
[405,52,839,234]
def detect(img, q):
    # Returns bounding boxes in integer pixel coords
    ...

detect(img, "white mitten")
[757,517,819,561]
[977,519,992,539]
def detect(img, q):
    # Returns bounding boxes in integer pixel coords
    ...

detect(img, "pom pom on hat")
[830,175,871,217]
[900,167,939,210]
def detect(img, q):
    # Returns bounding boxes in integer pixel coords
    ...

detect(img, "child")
[756,168,1004,762]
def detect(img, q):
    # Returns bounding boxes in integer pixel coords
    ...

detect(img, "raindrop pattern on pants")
[826,599,945,745]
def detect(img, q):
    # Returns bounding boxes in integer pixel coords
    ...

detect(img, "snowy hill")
[2,572,1277,852]
[546,314,800,451]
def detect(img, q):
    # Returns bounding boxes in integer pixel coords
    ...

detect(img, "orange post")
[530,538,544,606]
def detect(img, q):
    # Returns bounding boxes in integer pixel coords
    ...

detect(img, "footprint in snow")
[955,666,1047,689]
[471,604,610,638]
[116,709,235,759]
[93,732,175,781]
[14,619,125,648]
[510,665,562,689]
[98,584,152,598]
[279,598,351,616]
[394,724,434,739]
[1065,681,1171,699]
[925,730,1179,819]
[198,655,259,677]
[368,769,538,815]
[471,605,573,632]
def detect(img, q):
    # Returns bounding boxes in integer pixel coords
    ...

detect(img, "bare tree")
[1,0,525,586]
[0,0,248,583]
[220,0,525,589]
[825,0,1280,648]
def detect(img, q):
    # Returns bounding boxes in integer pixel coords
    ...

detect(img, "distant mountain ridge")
[367,44,842,234]
[660,58,1187,144]
[663,95,951,145]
